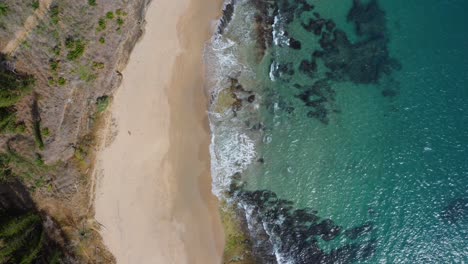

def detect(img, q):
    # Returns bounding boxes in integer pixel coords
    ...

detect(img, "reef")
[218,1,235,35]
[440,197,468,224]
[280,0,401,124]
[296,80,336,124]
[232,188,377,264]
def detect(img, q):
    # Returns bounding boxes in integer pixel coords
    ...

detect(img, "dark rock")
[299,60,317,77]
[312,50,324,58]
[382,89,398,97]
[344,222,374,239]
[441,197,468,223]
[218,2,235,34]
[301,18,326,36]
[326,20,336,31]
[289,37,302,50]
[347,0,386,37]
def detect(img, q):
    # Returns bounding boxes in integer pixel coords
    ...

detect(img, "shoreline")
[94,0,224,262]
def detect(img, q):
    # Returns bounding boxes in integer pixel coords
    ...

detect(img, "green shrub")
[0,60,35,108]
[0,3,8,17]
[32,1,40,10]
[49,60,59,72]
[65,37,86,61]
[52,45,61,56]
[116,17,124,26]
[50,5,60,24]
[41,127,50,137]
[33,119,44,150]
[57,77,66,86]
[106,11,114,19]
[115,9,127,16]
[92,61,104,70]
[0,212,60,263]
[96,96,109,113]
[98,36,105,44]
[96,18,106,31]
[0,109,24,134]
[88,0,96,6]
[47,77,56,86]
[76,65,96,82]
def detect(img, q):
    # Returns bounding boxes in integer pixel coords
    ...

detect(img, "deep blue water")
[207,0,468,263]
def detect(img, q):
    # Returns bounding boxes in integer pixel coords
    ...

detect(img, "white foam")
[272,14,289,47]
[209,124,257,196]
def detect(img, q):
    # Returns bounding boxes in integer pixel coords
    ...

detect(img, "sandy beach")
[94,0,224,263]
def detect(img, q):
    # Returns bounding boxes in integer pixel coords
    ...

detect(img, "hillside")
[0,0,151,262]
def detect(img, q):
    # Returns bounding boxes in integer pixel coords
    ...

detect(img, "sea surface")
[206,0,468,263]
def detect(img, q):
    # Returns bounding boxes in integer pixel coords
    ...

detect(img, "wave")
[204,0,259,197]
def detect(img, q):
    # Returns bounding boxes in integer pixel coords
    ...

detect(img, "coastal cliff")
[0,0,152,262]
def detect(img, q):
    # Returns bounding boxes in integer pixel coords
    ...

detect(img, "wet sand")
[94,0,224,262]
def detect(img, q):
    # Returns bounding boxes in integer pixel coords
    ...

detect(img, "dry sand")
[94,0,224,263]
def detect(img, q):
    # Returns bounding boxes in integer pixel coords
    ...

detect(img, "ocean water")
[206,0,468,263]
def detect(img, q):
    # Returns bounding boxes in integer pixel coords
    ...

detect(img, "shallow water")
[207,0,468,263]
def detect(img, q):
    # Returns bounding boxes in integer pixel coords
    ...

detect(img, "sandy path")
[2,0,52,54]
[94,0,223,263]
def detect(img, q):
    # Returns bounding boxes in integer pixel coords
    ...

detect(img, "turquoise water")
[208,0,468,262]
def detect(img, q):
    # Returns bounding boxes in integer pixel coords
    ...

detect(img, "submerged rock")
[344,222,374,239]
[289,37,302,50]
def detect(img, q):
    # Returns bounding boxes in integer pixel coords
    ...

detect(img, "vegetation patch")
[96,96,109,113]
[49,59,59,72]
[98,36,105,44]
[0,54,34,135]
[0,3,8,17]
[0,109,25,134]
[50,5,60,25]
[105,11,114,20]
[31,1,40,10]
[220,202,255,264]
[57,77,66,86]
[96,18,106,31]
[65,37,86,61]
[88,0,97,6]
[116,17,124,27]
[75,65,96,83]
[115,9,127,17]
[92,61,104,70]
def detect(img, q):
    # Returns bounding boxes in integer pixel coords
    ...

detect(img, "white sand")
[94,0,224,263]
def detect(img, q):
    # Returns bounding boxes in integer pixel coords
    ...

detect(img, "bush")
[116,17,124,26]
[0,3,8,17]
[41,127,50,137]
[33,119,44,150]
[52,45,61,56]
[96,96,109,113]
[92,61,104,70]
[98,36,105,44]
[57,77,66,86]
[49,60,59,72]
[50,5,60,24]
[76,65,96,82]
[65,37,86,61]
[0,56,35,108]
[32,1,40,10]
[115,9,127,17]
[0,109,24,134]
[96,18,106,31]
[88,0,97,6]
[0,211,62,263]
[106,11,114,19]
